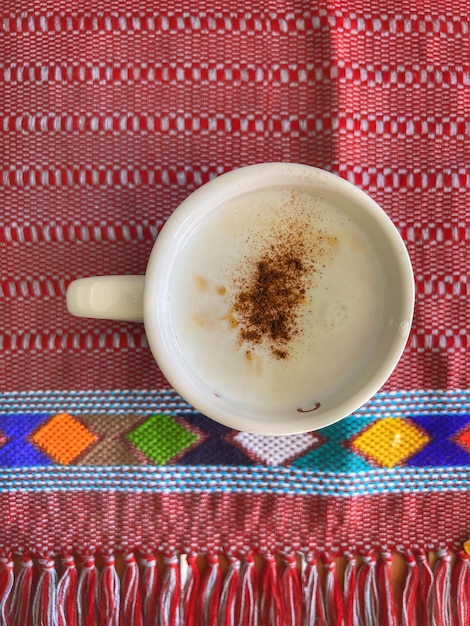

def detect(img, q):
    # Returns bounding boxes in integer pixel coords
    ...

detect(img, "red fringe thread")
[0,549,465,625]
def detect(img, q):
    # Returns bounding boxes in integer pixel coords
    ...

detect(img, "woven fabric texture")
[0,1,469,624]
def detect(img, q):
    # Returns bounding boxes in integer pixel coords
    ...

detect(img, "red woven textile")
[1,0,467,393]
[1,1,469,624]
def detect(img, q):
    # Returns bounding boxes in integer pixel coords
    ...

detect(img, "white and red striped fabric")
[1,0,467,394]
[0,1,469,624]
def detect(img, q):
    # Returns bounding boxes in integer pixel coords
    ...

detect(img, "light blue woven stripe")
[0,389,191,416]
[0,465,469,495]
[0,388,469,416]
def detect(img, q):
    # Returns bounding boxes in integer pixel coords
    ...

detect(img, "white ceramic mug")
[66,163,414,435]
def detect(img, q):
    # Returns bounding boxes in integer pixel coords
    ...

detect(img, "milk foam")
[169,186,385,410]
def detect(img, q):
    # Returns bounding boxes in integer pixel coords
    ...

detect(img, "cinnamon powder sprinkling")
[232,237,314,360]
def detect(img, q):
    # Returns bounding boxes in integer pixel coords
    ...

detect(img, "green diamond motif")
[125,414,199,465]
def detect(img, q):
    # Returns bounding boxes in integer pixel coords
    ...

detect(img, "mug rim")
[143,163,415,434]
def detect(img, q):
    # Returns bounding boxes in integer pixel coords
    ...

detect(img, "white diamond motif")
[233,431,322,466]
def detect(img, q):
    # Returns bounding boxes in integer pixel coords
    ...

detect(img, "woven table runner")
[1,0,469,624]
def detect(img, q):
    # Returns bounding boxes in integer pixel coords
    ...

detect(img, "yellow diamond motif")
[351,417,430,468]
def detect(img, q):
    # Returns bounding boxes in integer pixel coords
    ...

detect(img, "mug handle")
[66,276,145,322]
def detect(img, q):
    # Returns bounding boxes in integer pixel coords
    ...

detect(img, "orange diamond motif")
[351,417,430,468]
[31,413,97,465]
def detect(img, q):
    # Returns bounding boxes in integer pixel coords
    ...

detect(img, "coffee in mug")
[67,164,414,434]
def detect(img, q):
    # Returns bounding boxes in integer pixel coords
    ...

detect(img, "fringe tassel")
[452,549,470,626]
[199,554,222,626]
[432,549,452,626]
[217,556,239,626]
[99,553,120,626]
[141,552,160,626]
[2,548,470,626]
[77,554,98,626]
[279,554,302,626]
[402,553,419,626]
[259,555,281,626]
[181,554,199,626]
[57,555,77,626]
[416,552,434,626]
[0,556,14,626]
[235,555,257,626]
[376,551,397,626]
[121,553,142,626]
[302,553,327,626]
[159,555,181,626]
[32,558,58,626]
[356,554,379,626]
[324,555,344,626]
[10,556,33,626]
[343,554,358,626]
